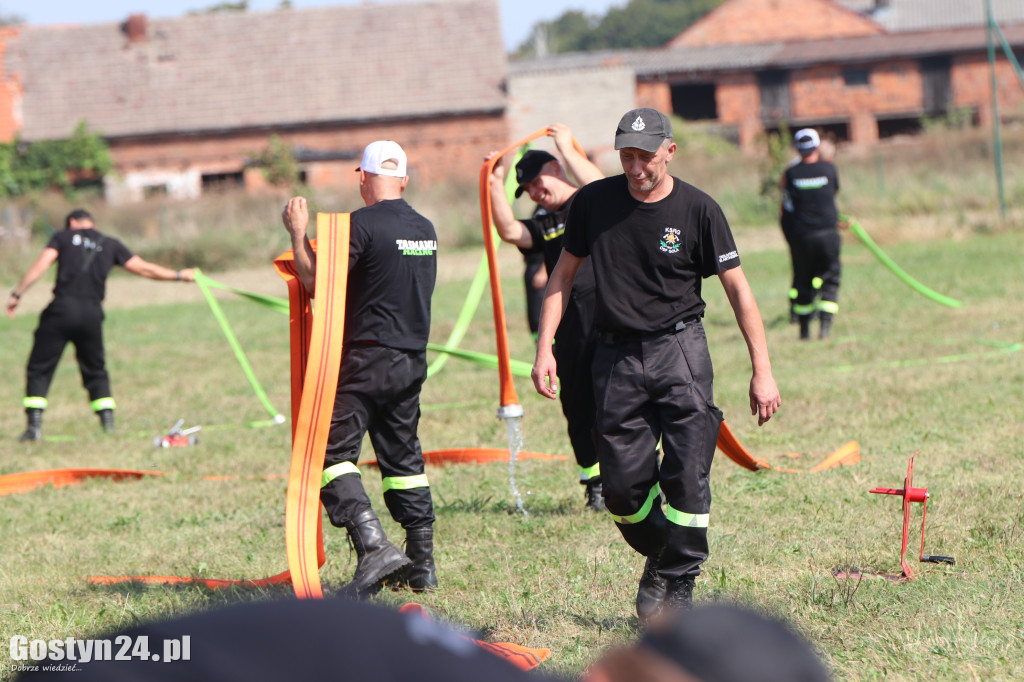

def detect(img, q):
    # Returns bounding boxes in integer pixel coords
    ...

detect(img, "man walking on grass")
[532,108,781,624]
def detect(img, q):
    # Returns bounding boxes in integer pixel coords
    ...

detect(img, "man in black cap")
[781,128,842,340]
[487,123,606,510]
[7,209,195,441]
[532,108,781,622]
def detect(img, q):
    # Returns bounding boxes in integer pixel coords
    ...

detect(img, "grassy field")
[2,129,1023,680]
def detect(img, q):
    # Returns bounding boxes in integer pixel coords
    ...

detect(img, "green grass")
[2,223,1022,680]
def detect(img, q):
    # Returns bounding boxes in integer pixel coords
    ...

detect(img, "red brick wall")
[790,60,923,120]
[109,113,508,192]
[0,27,22,142]
[667,0,882,48]
[636,82,672,113]
[952,54,1024,126]
[716,73,762,152]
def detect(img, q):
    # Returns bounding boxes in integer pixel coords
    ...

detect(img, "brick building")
[509,0,1024,154]
[0,0,507,202]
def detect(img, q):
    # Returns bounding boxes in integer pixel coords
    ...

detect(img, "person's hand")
[282,196,310,239]
[6,293,19,319]
[532,347,559,399]
[749,371,781,426]
[838,218,850,231]
[485,152,505,183]
[177,268,196,282]
[548,123,573,152]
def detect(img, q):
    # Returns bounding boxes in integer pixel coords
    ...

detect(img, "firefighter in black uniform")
[487,123,606,510]
[7,209,195,441]
[282,140,438,597]
[782,128,842,340]
[532,109,781,623]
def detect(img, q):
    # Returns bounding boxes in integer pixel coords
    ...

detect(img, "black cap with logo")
[614,108,673,153]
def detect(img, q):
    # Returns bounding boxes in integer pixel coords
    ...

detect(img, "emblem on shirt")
[71,233,103,252]
[659,227,681,254]
[632,115,646,132]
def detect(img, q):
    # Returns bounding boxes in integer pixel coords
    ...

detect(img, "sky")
[0,0,625,51]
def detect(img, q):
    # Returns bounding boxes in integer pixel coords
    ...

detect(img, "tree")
[515,0,725,57]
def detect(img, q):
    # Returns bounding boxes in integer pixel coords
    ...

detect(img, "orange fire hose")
[478,128,586,414]
[0,468,163,496]
[716,421,860,473]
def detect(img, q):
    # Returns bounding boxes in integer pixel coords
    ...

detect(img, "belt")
[596,316,701,345]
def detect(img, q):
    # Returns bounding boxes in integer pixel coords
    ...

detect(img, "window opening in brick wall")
[670,83,718,120]
[202,171,244,192]
[843,67,870,87]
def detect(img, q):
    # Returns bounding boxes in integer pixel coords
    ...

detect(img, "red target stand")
[836,452,955,581]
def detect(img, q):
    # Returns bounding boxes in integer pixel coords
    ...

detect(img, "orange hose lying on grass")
[362,448,569,467]
[399,603,551,671]
[716,421,860,473]
[0,468,163,496]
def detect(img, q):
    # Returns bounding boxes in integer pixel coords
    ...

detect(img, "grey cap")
[614,107,673,153]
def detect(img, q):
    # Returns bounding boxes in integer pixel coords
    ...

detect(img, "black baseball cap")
[640,604,831,682]
[615,107,673,153]
[513,150,557,198]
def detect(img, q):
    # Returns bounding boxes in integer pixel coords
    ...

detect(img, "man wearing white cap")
[782,129,842,340]
[282,140,439,596]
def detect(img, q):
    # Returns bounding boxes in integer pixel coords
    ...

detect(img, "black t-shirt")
[563,175,740,334]
[519,194,595,296]
[345,198,437,351]
[784,160,839,232]
[46,228,134,302]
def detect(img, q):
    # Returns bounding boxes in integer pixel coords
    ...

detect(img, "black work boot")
[663,576,695,612]
[18,408,43,442]
[798,314,813,340]
[404,527,438,592]
[635,556,667,626]
[818,312,834,339]
[97,409,115,433]
[342,509,411,599]
[584,478,606,512]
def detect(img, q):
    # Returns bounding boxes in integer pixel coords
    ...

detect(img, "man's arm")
[549,123,603,186]
[718,266,781,425]
[532,249,583,399]
[486,153,533,249]
[123,256,195,282]
[282,196,317,295]
[6,247,58,319]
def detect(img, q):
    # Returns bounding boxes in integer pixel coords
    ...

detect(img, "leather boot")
[818,312,833,339]
[663,576,695,611]
[18,408,43,442]
[798,314,812,340]
[404,527,438,592]
[342,509,410,599]
[584,478,606,512]
[97,409,115,433]
[635,555,667,625]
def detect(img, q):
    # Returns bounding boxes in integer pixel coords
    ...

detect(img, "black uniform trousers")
[26,298,112,403]
[791,228,841,311]
[592,320,723,580]
[552,289,599,479]
[319,344,434,532]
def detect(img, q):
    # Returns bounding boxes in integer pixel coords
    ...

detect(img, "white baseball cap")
[794,129,820,154]
[356,140,407,178]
